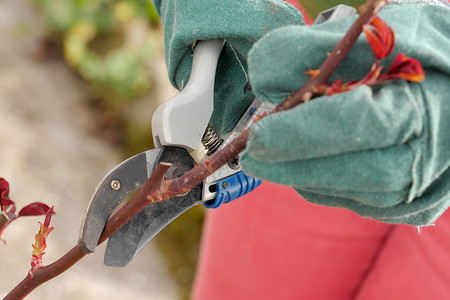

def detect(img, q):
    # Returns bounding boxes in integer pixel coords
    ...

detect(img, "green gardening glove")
[152,0,304,135]
[242,3,450,225]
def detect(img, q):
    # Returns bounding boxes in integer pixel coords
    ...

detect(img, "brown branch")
[274,0,388,111]
[4,1,389,298]
[4,164,170,300]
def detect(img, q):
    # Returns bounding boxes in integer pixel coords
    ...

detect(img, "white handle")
[152,39,225,152]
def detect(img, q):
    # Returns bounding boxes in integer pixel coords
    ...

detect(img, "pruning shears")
[78,39,274,266]
[78,5,357,267]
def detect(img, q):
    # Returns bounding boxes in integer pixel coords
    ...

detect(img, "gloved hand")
[241,3,450,225]
[152,0,303,135]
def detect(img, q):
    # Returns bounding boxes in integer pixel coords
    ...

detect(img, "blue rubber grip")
[204,172,262,209]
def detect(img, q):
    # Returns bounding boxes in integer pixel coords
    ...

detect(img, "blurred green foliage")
[33,0,160,103]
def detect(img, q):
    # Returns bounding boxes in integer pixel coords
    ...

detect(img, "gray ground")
[0,0,178,299]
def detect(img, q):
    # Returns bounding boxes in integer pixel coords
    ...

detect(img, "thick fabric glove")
[241,3,450,225]
[152,0,303,135]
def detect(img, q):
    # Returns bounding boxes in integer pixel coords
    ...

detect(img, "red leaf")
[1,198,15,209]
[0,178,15,215]
[0,178,10,204]
[0,178,9,193]
[379,53,425,82]
[19,202,52,217]
[29,206,55,276]
[363,16,395,60]
[43,206,55,227]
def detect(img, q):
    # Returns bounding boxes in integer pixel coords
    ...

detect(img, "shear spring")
[202,125,223,156]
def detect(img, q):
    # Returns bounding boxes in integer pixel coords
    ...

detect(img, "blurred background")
[0,0,364,299]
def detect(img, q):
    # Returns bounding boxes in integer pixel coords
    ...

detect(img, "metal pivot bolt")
[111,179,121,191]
[228,157,240,170]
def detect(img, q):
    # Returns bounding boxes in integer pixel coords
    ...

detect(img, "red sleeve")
[191,1,450,299]
[192,183,450,299]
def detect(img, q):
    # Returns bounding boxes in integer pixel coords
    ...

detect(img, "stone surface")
[0,0,178,298]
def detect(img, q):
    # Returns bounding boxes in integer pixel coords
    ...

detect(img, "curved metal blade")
[104,146,202,267]
[78,149,161,253]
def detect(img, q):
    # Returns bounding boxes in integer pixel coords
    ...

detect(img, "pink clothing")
[192,182,450,299]
[192,1,450,299]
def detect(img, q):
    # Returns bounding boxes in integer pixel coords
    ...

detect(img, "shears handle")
[201,97,276,208]
[204,172,262,208]
[152,39,225,152]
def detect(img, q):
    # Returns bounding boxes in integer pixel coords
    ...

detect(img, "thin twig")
[4,1,389,298]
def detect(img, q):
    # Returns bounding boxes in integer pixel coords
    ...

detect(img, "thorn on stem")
[302,92,313,102]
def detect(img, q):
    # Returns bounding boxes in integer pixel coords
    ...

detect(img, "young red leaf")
[0,178,15,212]
[19,202,53,217]
[0,178,14,244]
[43,205,55,227]
[0,178,9,198]
[29,206,55,276]
[379,53,425,82]
[363,16,395,60]
[314,52,425,97]
[0,178,16,220]
[1,198,15,211]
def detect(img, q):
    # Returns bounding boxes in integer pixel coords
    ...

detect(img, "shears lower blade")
[78,146,202,265]
[104,146,202,267]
